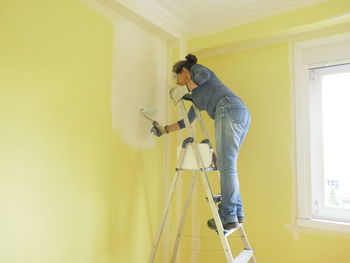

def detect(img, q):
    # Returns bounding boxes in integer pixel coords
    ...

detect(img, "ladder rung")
[224,224,242,237]
[149,100,255,263]
[175,167,217,172]
[234,249,254,263]
[205,194,222,203]
[212,194,222,203]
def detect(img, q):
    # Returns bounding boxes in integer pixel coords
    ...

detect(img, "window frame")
[293,33,350,233]
[310,64,350,223]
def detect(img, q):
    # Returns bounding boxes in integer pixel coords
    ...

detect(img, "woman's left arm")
[186,79,197,91]
[191,66,211,86]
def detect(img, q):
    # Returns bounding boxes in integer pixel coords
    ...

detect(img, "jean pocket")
[227,107,249,124]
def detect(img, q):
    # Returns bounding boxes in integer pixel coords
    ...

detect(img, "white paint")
[111,18,168,148]
[140,107,157,116]
[140,107,157,123]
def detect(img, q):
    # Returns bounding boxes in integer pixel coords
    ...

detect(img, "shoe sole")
[207,219,240,231]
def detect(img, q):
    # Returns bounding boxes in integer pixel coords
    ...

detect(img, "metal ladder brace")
[149,97,256,263]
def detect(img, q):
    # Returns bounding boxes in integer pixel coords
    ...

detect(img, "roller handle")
[151,121,162,137]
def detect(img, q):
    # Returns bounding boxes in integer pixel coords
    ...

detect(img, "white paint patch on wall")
[112,18,168,148]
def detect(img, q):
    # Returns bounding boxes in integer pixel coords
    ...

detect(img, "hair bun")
[185,54,197,64]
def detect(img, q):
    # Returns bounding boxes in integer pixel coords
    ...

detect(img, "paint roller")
[140,107,163,136]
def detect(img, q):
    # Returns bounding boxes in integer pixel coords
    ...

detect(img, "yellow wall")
[191,43,348,263]
[2,0,350,263]
[183,2,350,263]
[0,1,165,263]
[157,2,350,262]
[189,0,350,53]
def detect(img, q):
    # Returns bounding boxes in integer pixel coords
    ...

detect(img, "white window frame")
[311,64,350,222]
[293,33,350,233]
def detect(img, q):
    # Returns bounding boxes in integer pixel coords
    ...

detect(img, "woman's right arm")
[166,106,196,133]
[165,122,180,133]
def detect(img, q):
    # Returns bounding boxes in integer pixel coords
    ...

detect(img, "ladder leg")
[170,174,198,263]
[239,226,256,263]
[149,145,188,263]
[160,99,256,263]
[148,170,181,263]
[199,171,235,263]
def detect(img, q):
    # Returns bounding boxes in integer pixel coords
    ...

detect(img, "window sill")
[297,218,350,233]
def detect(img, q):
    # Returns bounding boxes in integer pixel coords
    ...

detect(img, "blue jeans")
[214,96,251,224]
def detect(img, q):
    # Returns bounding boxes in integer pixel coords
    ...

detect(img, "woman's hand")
[151,122,180,136]
[151,121,167,137]
[211,152,217,169]
[186,79,198,91]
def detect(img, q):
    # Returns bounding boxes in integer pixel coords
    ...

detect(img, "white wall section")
[111,18,168,148]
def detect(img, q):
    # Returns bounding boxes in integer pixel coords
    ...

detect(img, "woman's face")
[175,67,190,86]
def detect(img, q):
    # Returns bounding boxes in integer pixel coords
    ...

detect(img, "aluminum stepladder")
[149,96,256,263]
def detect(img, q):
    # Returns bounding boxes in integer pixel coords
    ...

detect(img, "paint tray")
[176,143,213,170]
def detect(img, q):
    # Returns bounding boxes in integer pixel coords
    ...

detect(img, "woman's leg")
[215,106,250,224]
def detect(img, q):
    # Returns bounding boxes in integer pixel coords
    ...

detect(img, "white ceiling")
[135,0,328,36]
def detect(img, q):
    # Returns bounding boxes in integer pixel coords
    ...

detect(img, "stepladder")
[149,95,256,263]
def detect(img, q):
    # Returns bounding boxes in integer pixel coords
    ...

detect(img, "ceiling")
[135,0,329,36]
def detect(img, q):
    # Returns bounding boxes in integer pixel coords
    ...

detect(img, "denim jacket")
[178,64,246,129]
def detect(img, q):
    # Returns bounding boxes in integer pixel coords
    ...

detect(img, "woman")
[155,54,251,231]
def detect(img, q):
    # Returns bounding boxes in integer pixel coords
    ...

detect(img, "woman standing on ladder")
[154,54,251,231]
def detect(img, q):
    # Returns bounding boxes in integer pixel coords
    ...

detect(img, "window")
[310,64,350,222]
[294,33,350,233]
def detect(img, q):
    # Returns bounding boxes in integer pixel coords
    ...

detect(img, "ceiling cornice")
[185,0,330,37]
[90,0,186,41]
[136,0,190,30]
[86,0,349,55]
[129,0,329,37]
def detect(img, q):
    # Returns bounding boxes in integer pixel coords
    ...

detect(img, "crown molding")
[85,0,332,47]
[110,0,328,38]
[135,0,190,31]
[89,0,185,41]
[196,14,350,58]
[183,0,330,37]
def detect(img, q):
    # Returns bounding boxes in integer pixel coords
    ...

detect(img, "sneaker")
[238,216,245,223]
[207,218,239,231]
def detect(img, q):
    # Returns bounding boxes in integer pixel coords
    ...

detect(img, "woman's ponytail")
[173,54,198,73]
[185,54,197,65]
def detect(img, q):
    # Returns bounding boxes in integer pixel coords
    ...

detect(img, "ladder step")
[224,224,242,237]
[212,194,222,203]
[149,100,256,263]
[205,194,222,203]
[175,167,217,171]
[234,249,254,263]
